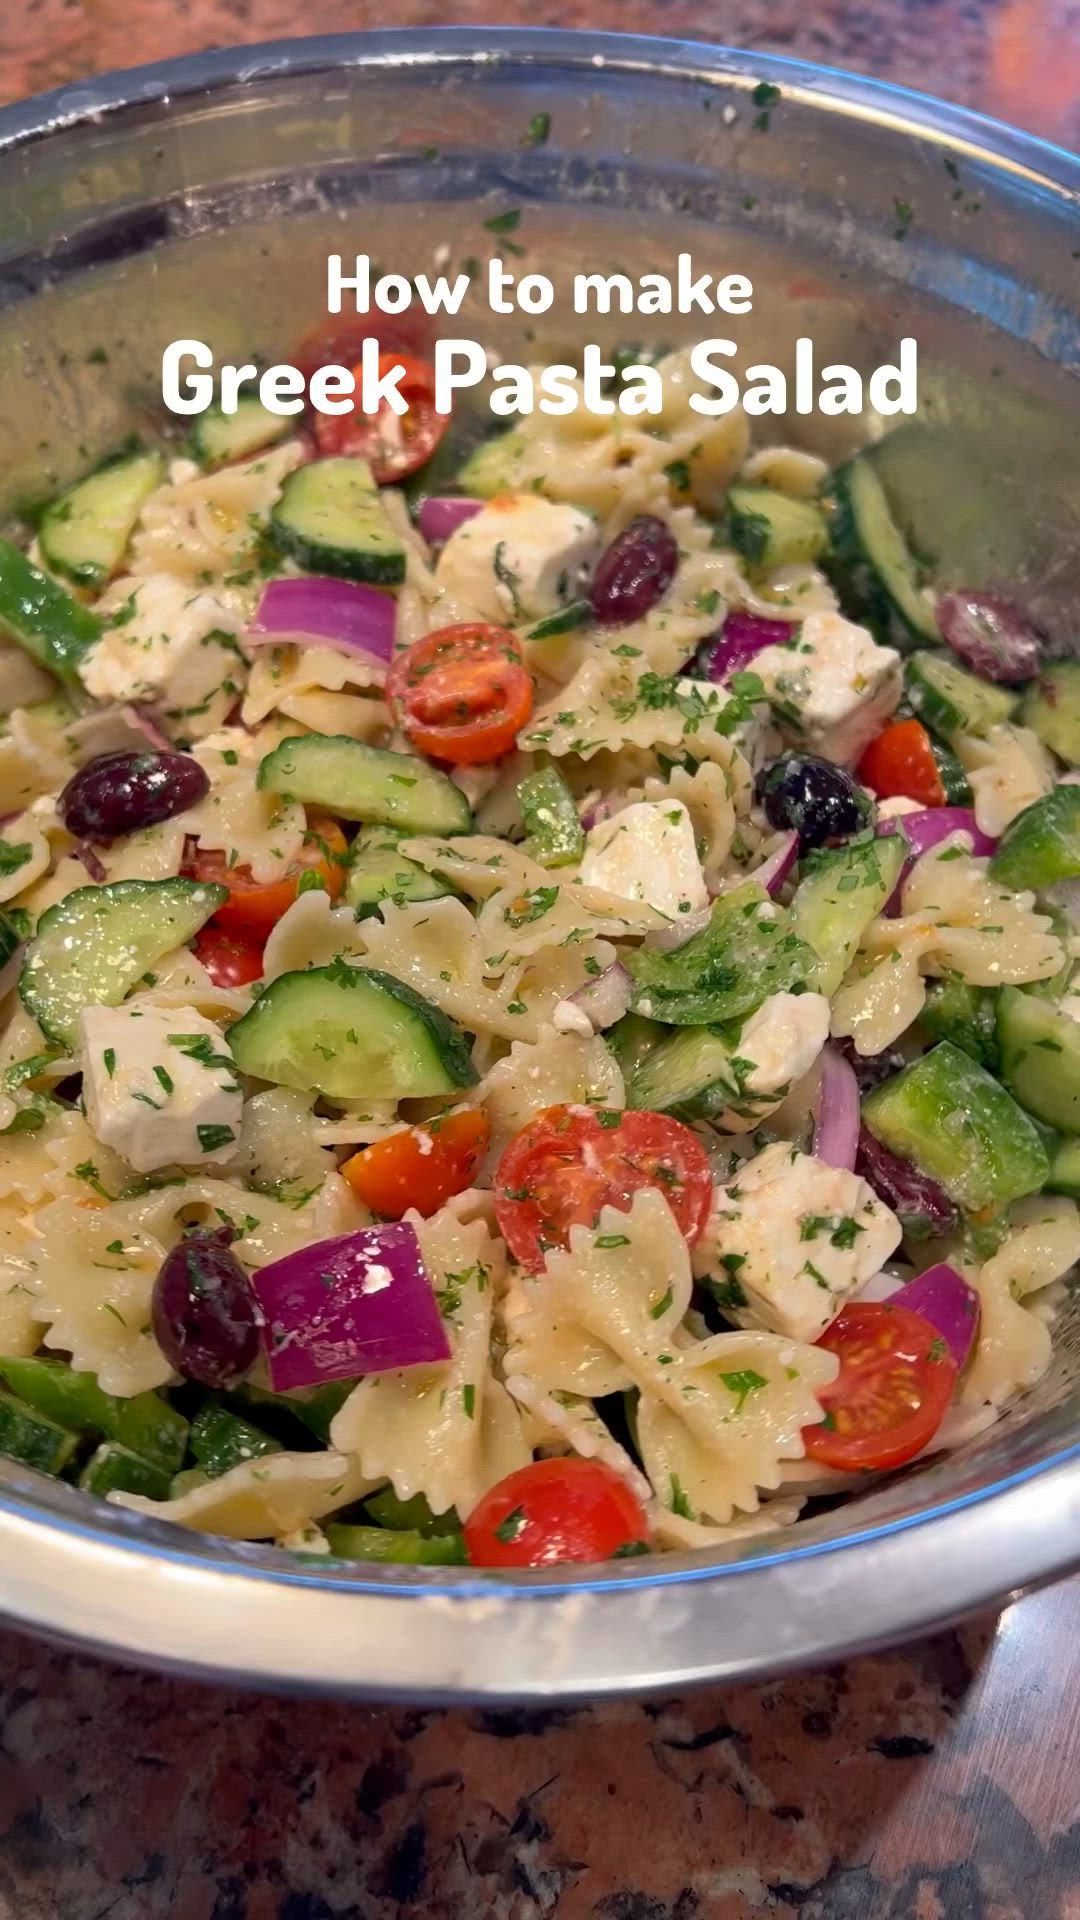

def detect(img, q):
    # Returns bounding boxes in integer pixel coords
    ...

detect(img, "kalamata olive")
[59,750,208,844]
[936,590,1044,684]
[856,1126,958,1240]
[589,515,678,626]
[151,1231,261,1388]
[755,751,874,851]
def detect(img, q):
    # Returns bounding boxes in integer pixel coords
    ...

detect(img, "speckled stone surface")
[0,6,1078,1917]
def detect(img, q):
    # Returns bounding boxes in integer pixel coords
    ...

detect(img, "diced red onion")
[568,961,633,1029]
[812,1046,860,1171]
[693,610,795,682]
[898,1262,980,1371]
[417,496,484,544]
[248,577,395,664]
[252,1222,451,1391]
[74,842,107,882]
[881,807,995,913]
[120,705,174,751]
[579,796,614,834]
[748,829,799,898]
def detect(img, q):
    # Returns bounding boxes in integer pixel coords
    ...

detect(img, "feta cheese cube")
[752,609,902,766]
[579,799,708,922]
[698,1139,901,1343]
[80,1002,242,1173]
[435,494,600,623]
[707,991,829,1133]
[80,573,247,739]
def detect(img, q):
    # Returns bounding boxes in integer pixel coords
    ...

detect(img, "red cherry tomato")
[192,925,265,988]
[184,817,348,939]
[294,313,435,387]
[858,719,946,809]
[802,1301,958,1472]
[313,353,448,482]
[341,1109,489,1219]
[494,1104,713,1274]
[386,623,534,766]
[465,1457,650,1568]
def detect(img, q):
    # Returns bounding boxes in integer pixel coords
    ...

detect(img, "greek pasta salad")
[0,330,1077,1571]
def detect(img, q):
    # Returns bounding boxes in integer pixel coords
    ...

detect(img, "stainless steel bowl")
[0,29,1078,1701]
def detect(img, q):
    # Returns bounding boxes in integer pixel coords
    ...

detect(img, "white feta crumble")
[434,493,600,623]
[707,991,829,1134]
[551,997,596,1038]
[579,799,709,921]
[751,609,902,766]
[80,573,246,738]
[79,1002,242,1173]
[697,1138,902,1343]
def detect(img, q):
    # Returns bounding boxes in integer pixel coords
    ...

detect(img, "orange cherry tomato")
[858,719,946,809]
[494,1103,713,1275]
[386,623,534,766]
[341,1109,489,1219]
[465,1457,650,1568]
[192,925,265,988]
[313,353,448,482]
[802,1301,958,1472]
[184,817,348,938]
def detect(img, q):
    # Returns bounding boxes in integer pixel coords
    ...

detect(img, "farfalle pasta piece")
[355,896,548,1042]
[241,643,386,729]
[182,743,307,885]
[477,1022,625,1163]
[900,837,1062,986]
[954,723,1053,838]
[962,1195,1080,1408]
[331,1194,529,1516]
[261,890,367,982]
[127,443,304,582]
[114,1451,372,1539]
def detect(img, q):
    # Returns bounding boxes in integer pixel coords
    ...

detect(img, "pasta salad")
[0,335,1077,1569]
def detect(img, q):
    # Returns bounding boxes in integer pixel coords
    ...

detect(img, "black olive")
[755,751,874,851]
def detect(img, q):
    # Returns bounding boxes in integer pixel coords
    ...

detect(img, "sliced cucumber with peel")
[0,1355,188,1471]
[344,828,455,918]
[192,397,294,469]
[227,961,478,1101]
[862,1040,1049,1212]
[0,537,102,683]
[825,456,941,647]
[457,431,527,499]
[38,449,163,589]
[79,1443,173,1501]
[989,787,1080,891]
[270,457,405,583]
[1021,661,1080,766]
[906,651,1017,742]
[19,877,227,1048]
[997,985,1080,1135]
[790,830,907,996]
[727,485,828,572]
[1047,1135,1080,1199]
[258,733,471,835]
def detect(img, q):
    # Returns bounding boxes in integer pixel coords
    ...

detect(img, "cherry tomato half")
[858,718,945,809]
[184,817,348,938]
[802,1301,957,1472]
[192,924,265,989]
[465,1457,650,1568]
[387,623,534,766]
[313,353,448,482]
[494,1104,713,1274]
[294,313,435,388]
[341,1108,489,1219]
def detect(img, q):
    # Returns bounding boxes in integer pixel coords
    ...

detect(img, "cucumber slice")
[324,1523,468,1565]
[0,537,102,683]
[930,736,973,806]
[344,828,454,918]
[257,733,471,835]
[192,397,293,469]
[0,1389,79,1476]
[862,1041,1049,1212]
[825,457,941,647]
[457,431,527,499]
[627,1024,740,1117]
[364,1486,461,1536]
[19,876,227,1049]
[727,485,828,571]
[605,1011,666,1082]
[989,787,1080,890]
[626,882,816,1027]
[227,960,478,1100]
[518,766,584,868]
[906,651,1018,742]
[1047,1135,1080,1199]
[270,457,405,584]
[189,1401,281,1478]
[523,599,593,643]
[997,985,1080,1134]
[0,909,20,975]
[920,978,998,1069]
[78,1442,173,1501]
[0,1355,188,1470]
[790,831,906,996]
[235,1378,355,1444]
[1021,661,1080,766]
[38,449,163,589]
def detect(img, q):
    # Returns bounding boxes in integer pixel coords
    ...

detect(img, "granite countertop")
[0,6,1078,1917]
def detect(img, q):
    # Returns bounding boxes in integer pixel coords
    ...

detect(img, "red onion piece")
[693,610,795,682]
[749,829,799,897]
[252,1222,451,1391]
[936,590,1043,684]
[568,962,633,1029]
[897,1262,980,1371]
[120,705,174,751]
[417,496,484,544]
[248,577,395,664]
[812,1046,860,1170]
[74,842,107,882]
